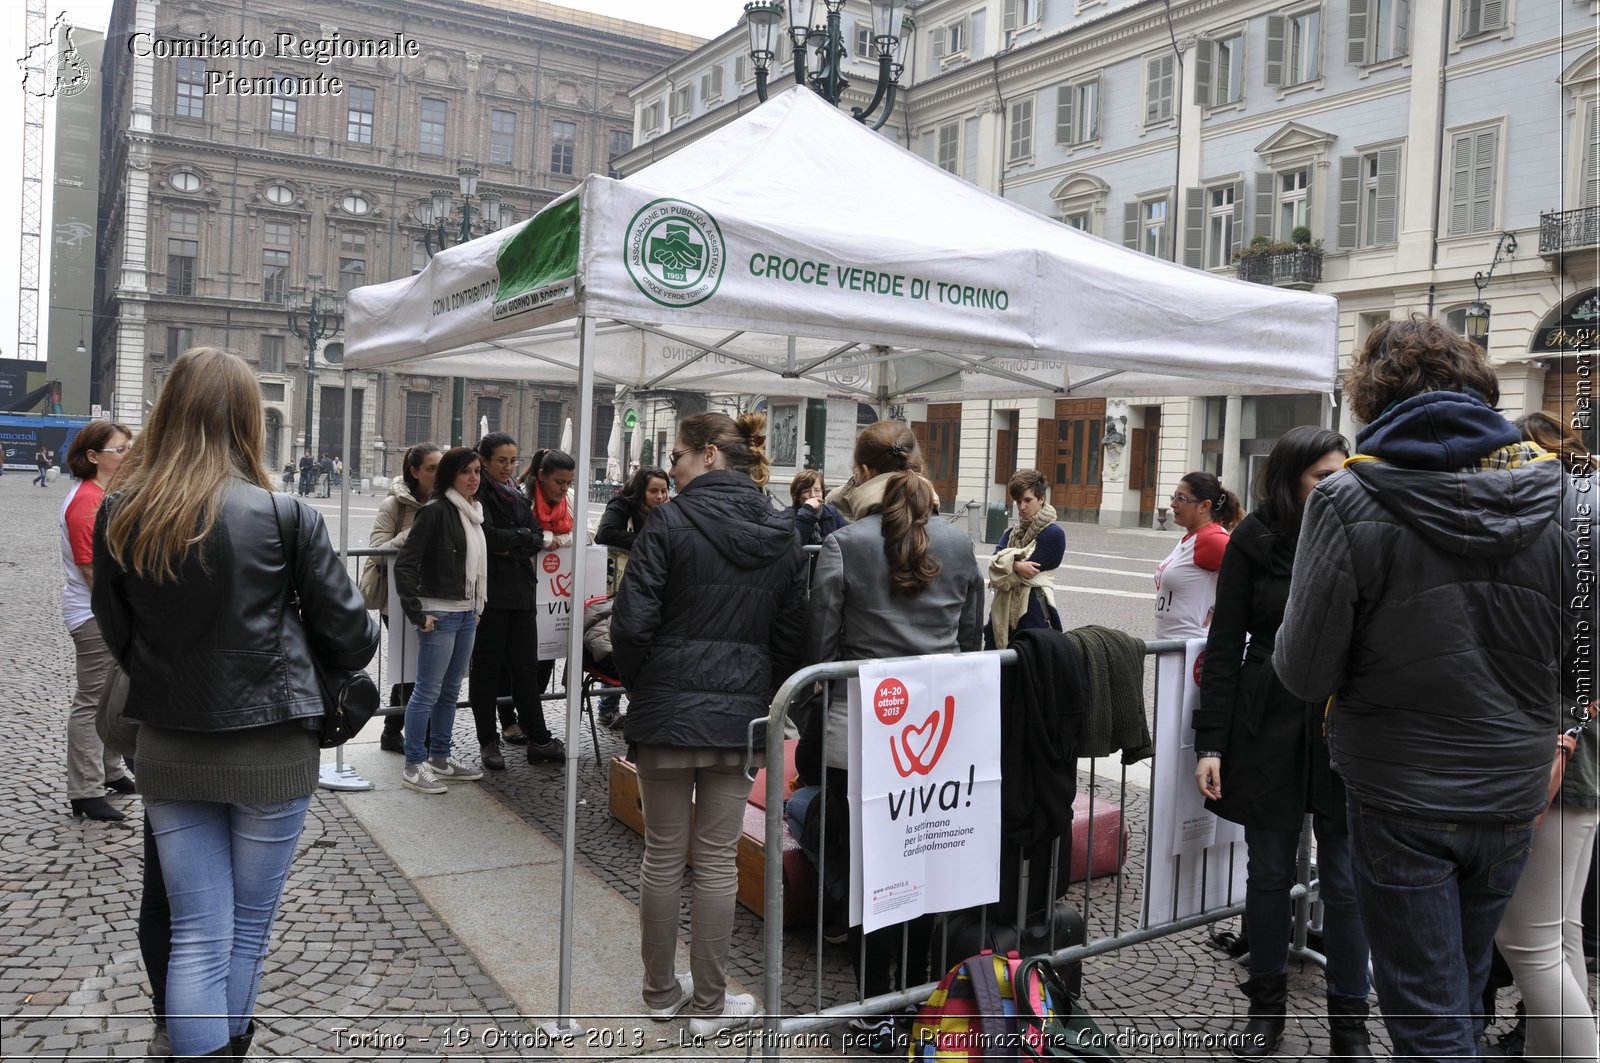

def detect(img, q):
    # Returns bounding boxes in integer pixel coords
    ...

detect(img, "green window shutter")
[1482,0,1505,31]
[1003,0,1019,32]
[1395,0,1410,55]
[1471,128,1498,233]
[1265,14,1287,88]
[1146,55,1173,123]
[1193,38,1214,107]
[1124,202,1139,249]
[1056,84,1074,145]
[1183,187,1204,270]
[921,130,935,162]
[1255,171,1276,241]
[1449,132,1473,234]
[931,25,947,61]
[1231,179,1245,257]
[1347,0,1370,65]
[1337,156,1360,249]
[1375,147,1400,244]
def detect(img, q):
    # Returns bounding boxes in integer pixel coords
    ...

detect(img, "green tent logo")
[624,198,725,308]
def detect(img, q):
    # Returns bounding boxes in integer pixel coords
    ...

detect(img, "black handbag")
[271,495,379,748]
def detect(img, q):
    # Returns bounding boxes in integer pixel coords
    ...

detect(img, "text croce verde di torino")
[127,31,420,95]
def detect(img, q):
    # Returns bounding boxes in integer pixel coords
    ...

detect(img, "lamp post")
[1463,231,1518,347]
[287,274,343,466]
[418,165,503,447]
[743,0,913,129]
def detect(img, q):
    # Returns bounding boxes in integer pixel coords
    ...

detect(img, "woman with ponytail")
[1152,470,1240,639]
[802,420,985,1050]
[612,411,806,1040]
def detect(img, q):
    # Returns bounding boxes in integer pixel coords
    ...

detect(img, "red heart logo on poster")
[890,696,956,778]
[551,573,573,598]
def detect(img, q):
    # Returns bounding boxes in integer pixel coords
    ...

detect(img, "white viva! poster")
[535,546,609,659]
[849,654,1002,934]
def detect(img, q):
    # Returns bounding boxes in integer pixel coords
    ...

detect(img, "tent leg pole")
[543,315,594,1041]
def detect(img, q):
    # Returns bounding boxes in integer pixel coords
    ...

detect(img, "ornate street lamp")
[287,274,343,466]
[1464,232,1518,347]
[417,164,504,446]
[744,0,913,129]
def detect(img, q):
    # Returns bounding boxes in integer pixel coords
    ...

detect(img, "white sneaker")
[429,755,482,781]
[686,993,758,1039]
[401,762,447,794]
[645,974,694,1021]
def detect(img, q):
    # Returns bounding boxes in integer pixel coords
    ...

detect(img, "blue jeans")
[145,795,311,1057]
[1244,816,1371,1000]
[1347,801,1534,1063]
[404,610,476,765]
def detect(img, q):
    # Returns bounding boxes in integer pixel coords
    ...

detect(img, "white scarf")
[445,487,488,614]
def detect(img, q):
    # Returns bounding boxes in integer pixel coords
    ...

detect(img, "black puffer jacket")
[1275,392,1577,822]
[613,469,807,749]
[92,480,379,733]
[477,477,540,610]
[1196,511,1344,831]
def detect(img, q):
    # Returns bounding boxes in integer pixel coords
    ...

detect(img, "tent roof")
[345,86,1337,401]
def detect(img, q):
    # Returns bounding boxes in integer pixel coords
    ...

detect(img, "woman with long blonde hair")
[93,347,377,1059]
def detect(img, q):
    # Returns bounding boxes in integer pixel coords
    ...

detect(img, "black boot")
[70,796,126,821]
[1233,973,1287,1060]
[228,1019,255,1059]
[1326,995,1373,1059]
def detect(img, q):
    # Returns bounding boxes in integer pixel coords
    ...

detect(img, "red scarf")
[533,486,573,534]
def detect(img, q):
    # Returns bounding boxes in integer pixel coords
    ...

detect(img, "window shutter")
[1395,0,1410,55]
[1255,171,1276,241]
[1056,84,1075,145]
[921,130,935,162]
[1231,179,1245,257]
[1481,0,1505,31]
[1337,156,1360,249]
[1003,0,1019,32]
[931,25,947,60]
[712,66,724,96]
[700,73,711,99]
[1164,192,1175,259]
[964,117,980,180]
[1347,0,1370,65]
[1265,14,1287,88]
[1585,102,1600,209]
[1470,128,1498,233]
[1146,55,1173,123]
[1083,80,1098,140]
[1193,38,1214,107]
[1375,147,1400,244]
[1124,202,1139,249]
[1183,187,1205,270]
[1448,132,1473,234]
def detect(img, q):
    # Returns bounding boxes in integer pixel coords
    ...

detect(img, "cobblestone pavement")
[1,480,1539,1060]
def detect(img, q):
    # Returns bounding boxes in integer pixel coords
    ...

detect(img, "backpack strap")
[962,953,1020,1056]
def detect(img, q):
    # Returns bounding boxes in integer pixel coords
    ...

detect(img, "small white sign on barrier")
[849,653,1002,934]
[386,566,418,685]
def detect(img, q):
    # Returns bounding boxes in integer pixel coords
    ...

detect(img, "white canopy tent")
[340,85,1337,1031]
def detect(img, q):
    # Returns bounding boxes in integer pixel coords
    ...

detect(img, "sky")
[0,0,744,361]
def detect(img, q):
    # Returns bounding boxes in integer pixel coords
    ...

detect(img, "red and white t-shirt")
[60,479,104,632]
[1153,521,1229,639]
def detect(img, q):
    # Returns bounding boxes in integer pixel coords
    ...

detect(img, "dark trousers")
[468,607,552,745]
[140,817,171,1024]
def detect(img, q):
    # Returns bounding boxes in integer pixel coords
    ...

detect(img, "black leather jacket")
[392,497,469,627]
[93,480,379,733]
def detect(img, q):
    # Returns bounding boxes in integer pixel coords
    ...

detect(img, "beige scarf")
[987,504,1059,649]
[445,487,489,614]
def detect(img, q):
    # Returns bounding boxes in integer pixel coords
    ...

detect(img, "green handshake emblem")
[648,224,705,283]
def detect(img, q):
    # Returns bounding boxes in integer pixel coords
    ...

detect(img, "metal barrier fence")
[754,643,1321,1056]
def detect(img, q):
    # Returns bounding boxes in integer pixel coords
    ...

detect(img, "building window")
[262,249,289,304]
[263,409,282,465]
[936,122,960,173]
[321,342,343,366]
[1065,212,1091,231]
[537,400,563,450]
[1003,0,1043,32]
[1277,169,1310,237]
[1007,96,1034,163]
[1268,8,1322,88]
[265,183,294,206]
[855,23,873,58]
[1458,0,1507,39]
[642,99,662,135]
[338,231,366,294]
[550,119,576,175]
[1448,126,1499,235]
[490,109,516,166]
[420,97,447,156]
[170,210,199,237]
[1207,184,1238,269]
[1339,147,1401,249]
[931,16,969,61]
[477,396,503,437]
[346,85,374,144]
[269,75,297,132]
[404,392,433,445]
[264,220,292,245]
[167,238,197,296]
[736,55,750,85]
[171,169,202,193]
[1584,100,1600,210]
[175,58,206,119]
[411,239,428,275]
[1196,32,1244,107]
[1145,53,1175,125]
[700,66,724,103]
[1129,196,1168,257]
[608,129,632,179]
[342,193,369,216]
[1055,79,1099,146]
[670,85,693,118]
[260,335,285,374]
[260,382,285,402]
[1348,0,1409,64]
[166,327,192,365]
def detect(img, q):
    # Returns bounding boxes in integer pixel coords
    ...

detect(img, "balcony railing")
[1539,206,1600,257]
[1235,248,1323,289]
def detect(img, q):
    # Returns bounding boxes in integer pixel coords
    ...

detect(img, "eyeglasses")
[1170,492,1198,505]
[668,445,703,467]
[488,455,518,466]
[94,445,132,455]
